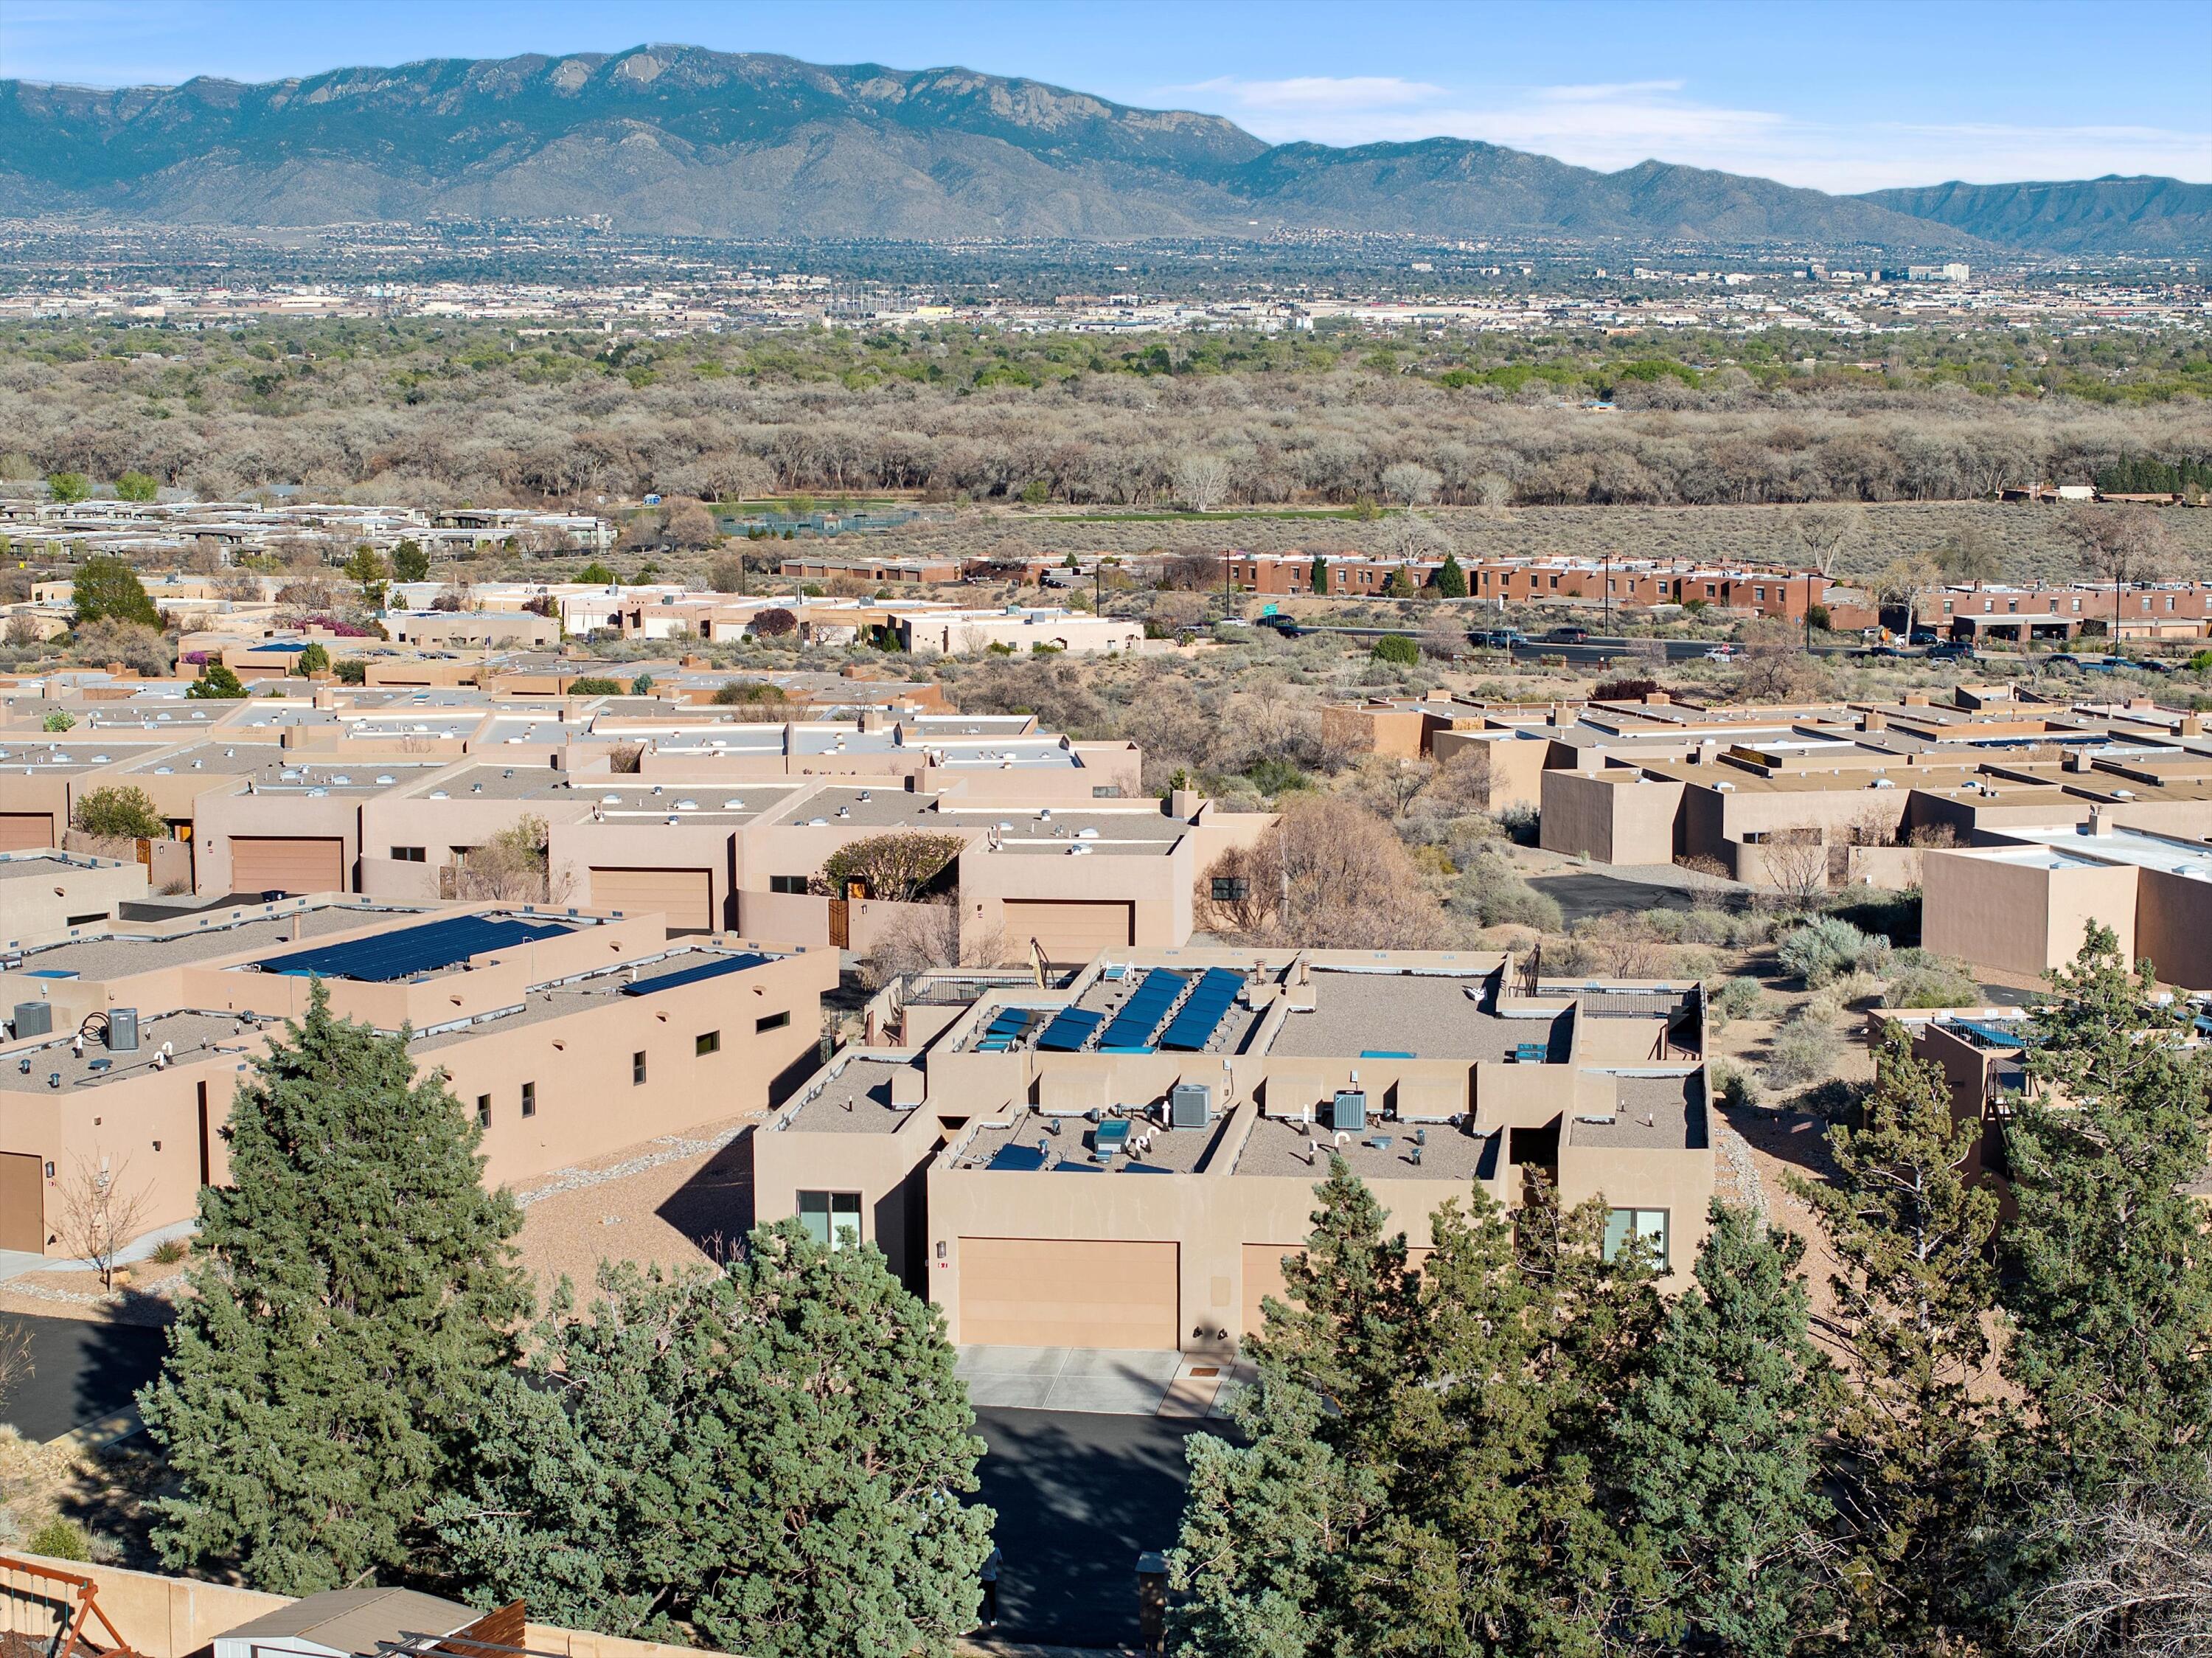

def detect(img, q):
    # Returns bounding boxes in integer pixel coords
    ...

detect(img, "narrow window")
[754,1011,790,1034]
[798,1190,863,1251]
[632,1051,647,1085]
[476,1094,491,1128]
[521,1082,536,1118]
[696,1030,721,1055]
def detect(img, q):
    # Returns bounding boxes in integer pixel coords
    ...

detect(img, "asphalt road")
[0,1312,167,1442]
[973,1405,1225,1649]
[1527,870,1750,925]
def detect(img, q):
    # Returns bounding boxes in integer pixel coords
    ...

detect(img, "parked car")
[1545,625,1590,644]
[1907,630,1939,645]
[1703,644,1739,662]
[1926,642,1973,660]
[1477,628,1524,648]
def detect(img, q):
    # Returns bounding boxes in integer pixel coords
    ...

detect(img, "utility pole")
[1603,552,1612,632]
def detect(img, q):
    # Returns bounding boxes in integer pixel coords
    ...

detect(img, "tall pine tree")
[1789,1026,2002,1653]
[433,1228,993,1658]
[1614,1201,1835,1658]
[2006,923,2212,1498]
[138,984,529,1594]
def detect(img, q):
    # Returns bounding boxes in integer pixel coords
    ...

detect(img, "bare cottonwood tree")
[1380,462,1443,508]
[1788,502,1865,577]
[55,1154,153,1291]
[1170,454,1231,514]
[451,814,569,904]
[860,898,1008,985]
[1759,828,1831,906]
[1196,794,1445,949]
[2018,1460,2212,1657]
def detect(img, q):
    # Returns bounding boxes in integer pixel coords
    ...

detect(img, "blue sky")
[4,0,2208,192]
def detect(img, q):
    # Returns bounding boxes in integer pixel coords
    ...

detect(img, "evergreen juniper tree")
[1614,1201,1835,1658]
[433,1226,993,1658]
[1788,1026,2003,1654]
[138,983,528,1594]
[1434,550,1467,598]
[2005,923,2212,1499]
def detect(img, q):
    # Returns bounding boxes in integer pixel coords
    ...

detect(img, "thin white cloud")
[1161,74,2212,190]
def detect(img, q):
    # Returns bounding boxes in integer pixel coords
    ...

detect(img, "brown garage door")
[0,813,58,852]
[1240,1243,1304,1343]
[1002,900,1135,965]
[591,867,715,932]
[231,836,345,895]
[0,1154,44,1252]
[959,1238,1178,1350]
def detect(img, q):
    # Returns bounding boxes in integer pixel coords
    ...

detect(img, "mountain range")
[1,45,2204,252]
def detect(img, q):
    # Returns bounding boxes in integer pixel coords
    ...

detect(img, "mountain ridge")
[0,44,2200,250]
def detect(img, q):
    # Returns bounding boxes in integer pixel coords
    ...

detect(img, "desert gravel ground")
[512,1111,760,1294]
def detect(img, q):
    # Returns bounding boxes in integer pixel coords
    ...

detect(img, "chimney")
[2066,749,2093,773]
[2182,714,2203,737]
[313,684,334,711]
[1644,690,1669,706]
[1863,709,1887,732]
[1905,691,1930,707]
[2088,805,2107,836]
[1697,738,1718,766]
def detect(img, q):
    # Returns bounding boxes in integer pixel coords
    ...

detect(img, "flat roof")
[4,903,424,978]
[410,944,787,1050]
[779,1055,920,1134]
[1568,1072,1708,1151]
[0,851,129,883]
[1234,1114,1498,1182]
[2009,825,2212,880]
[1267,968,1568,1063]
[0,1009,265,1094]
[958,1106,1231,1175]
[0,741,166,774]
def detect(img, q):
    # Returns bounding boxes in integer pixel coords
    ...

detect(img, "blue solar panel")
[1055,1162,1103,1173]
[619,952,773,996]
[254,915,573,982]
[1036,1007,1106,1052]
[987,1144,1048,1171]
[1159,968,1243,1051]
[1100,970,1188,1049]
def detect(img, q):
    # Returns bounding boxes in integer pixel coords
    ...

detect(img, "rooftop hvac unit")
[1327,1089,1368,1133]
[11,1001,52,1040]
[1169,1082,1212,1130]
[107,1007,139,1052]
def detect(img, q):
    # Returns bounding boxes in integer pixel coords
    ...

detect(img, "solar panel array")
[987,1143,1048,1171]
[1035,1007,1106,1052]
[974,1007,1037,1052]
[1099,969,1188,1050]
[1158,968,1244,1052]
[253,915,573,982]
[619,952,773,996]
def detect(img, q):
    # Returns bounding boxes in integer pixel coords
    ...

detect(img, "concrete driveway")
[957,1346,1248,1418]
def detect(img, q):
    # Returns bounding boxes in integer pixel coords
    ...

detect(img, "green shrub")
[26,1517,89,1561]
[1370,634,1420,667]
[186,663,247,700]
[73,784,167,839]
[335,658,367,685]
[1709,1058,1759,1111]
[43,710,76,732]
[1762,1013,1841,1091]
[567,676,622,696]
[1708,977,1767,1031]
[150,1238,189,1265]
[1778,915,1888,986]
[296,642,330,676]
[1448,850,1564,931]
[1245,757,1311,797]
[1885,950,1982,1008]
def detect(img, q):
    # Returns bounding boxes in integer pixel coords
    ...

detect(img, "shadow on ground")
[652,1131,755,1259]
[0,1312,167,1442]
[973,1406,1237,1650]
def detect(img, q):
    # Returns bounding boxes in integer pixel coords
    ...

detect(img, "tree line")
[4,319,2208,514]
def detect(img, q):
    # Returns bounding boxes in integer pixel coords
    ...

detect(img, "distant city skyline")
[2,0,2208,194]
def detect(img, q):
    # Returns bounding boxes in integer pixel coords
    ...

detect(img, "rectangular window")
[390,846,426,862]
[697,1030,721,1055]
[1603,1207,1669,1268]
[632,1050,647,1085]
[754,1011,790,1034]
[797,1190,863,1252]
[1211,876,1250,902]
[521,1081,536,1119]
[768,875,808,895]
[476,1094,491,1128]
